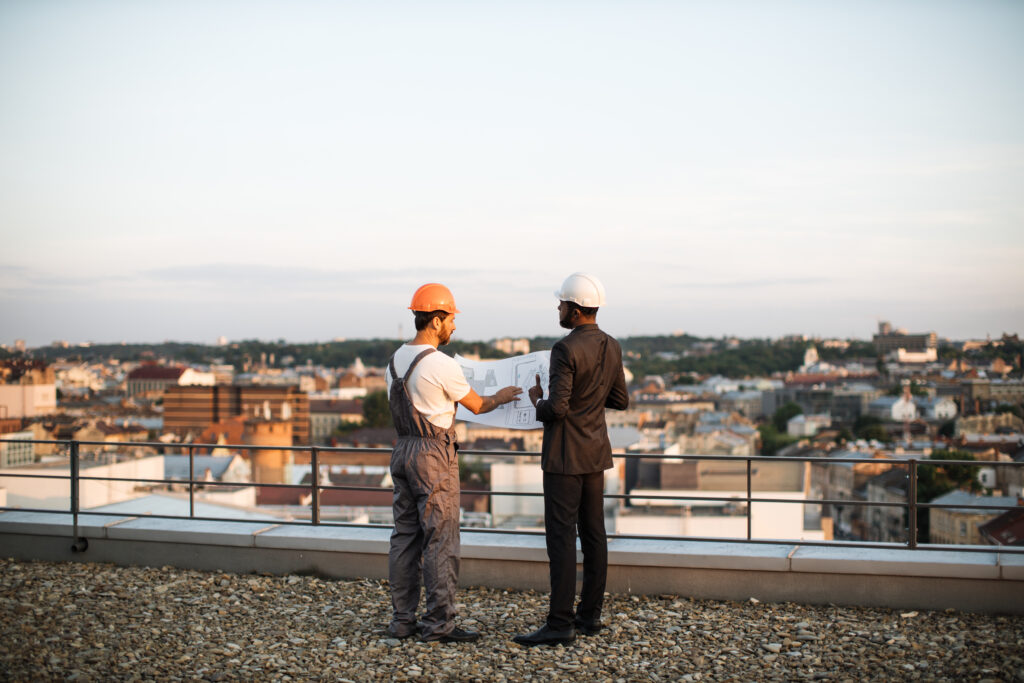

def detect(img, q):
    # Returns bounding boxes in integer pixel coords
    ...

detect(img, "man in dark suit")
[513,272,629,647]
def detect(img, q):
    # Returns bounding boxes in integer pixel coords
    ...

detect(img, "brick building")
[163,385,310,445]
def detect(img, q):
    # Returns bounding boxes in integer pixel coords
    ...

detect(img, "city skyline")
[5,316,1021,351]
[2,1,1023,346]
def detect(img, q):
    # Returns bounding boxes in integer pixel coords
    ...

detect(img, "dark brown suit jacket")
[535,324,629,474]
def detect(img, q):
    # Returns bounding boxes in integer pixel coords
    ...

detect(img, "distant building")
[126,364,215,398]
[895,348,938,363]
[492,338,530,355]
[244,416,294,487]
[459,423,543,453]
[163,385,310,445]
[872,321,937,356]
[619,459,824,541]
[787,414,832,438]
[0,360,56,419]
[165,454,251,485]
[332,426,398,449]
[929,490,1018,546]
[806,450,856,539]
[491,461,620,528]
[960,379,1024,416]
[914,396,957,421]
[763,385,833,420]
[309,398,364,444]
[162,454,254,507]
[72,421,149,448]
[0,453,164,510]
[717,391,763,419]
[955,412,1024,437]
[54,363,105,394]
[864,468,909,543]
[978,505,1024,546]
[867,395,918,421]
[0,429,34,468]
[830,384,884,422]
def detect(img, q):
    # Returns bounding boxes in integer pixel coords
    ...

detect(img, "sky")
[1,0,1022,347]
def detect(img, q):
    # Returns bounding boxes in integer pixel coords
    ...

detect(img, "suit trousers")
[542,470,607,631]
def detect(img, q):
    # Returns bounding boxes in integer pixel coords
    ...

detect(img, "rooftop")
[2,557,1020,682]
[127,365,186,380]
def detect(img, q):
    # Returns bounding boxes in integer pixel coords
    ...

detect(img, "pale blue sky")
[1,0,1022,346]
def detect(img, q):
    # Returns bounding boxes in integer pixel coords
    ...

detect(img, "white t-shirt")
[386,344,471,429]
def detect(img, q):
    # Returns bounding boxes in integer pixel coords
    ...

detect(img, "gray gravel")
[1,557,1022,682]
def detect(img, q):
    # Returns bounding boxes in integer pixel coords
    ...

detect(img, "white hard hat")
[555,272,606,307]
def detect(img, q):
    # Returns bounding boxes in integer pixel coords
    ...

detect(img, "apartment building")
[126,365,215,397]
[929,490,1018,545]
[163,385,310,445]
[0,360,56,419]
[872,321,937,355]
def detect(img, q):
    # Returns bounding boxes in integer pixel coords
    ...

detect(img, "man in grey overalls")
[386,283,521,643]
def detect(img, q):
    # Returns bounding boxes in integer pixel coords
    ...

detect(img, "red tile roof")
[128,365,186,380]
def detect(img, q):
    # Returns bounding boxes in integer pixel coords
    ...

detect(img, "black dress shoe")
[512,624,576,647]
[422,627,480,643]
[573,618,603,636]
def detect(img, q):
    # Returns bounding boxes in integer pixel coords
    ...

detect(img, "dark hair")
[413,309,450,331]
[564,301,598,318]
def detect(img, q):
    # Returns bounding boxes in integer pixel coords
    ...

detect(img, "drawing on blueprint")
[453,351,550,430]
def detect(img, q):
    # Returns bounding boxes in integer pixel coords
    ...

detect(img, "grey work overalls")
[387,348,461,640]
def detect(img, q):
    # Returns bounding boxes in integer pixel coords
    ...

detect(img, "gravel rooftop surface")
[1,558,1021,682]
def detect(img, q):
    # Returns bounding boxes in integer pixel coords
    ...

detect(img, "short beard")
[558,311,573,330]
[438,330,452,346]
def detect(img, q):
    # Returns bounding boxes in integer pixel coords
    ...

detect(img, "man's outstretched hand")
[528,374,544,407]
[494,385,523,405]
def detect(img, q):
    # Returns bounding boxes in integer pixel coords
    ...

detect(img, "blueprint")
[454,350,550,430]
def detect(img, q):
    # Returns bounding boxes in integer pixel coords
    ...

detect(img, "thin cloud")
[670,277,835,290]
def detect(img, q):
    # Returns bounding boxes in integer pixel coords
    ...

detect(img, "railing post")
[311,446,320,525]
[188,444,195,519]
[70,440,87,553]
[908,459,918,549]
[746,458,752,541]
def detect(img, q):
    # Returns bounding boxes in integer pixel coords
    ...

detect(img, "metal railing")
[1,437,1021,555]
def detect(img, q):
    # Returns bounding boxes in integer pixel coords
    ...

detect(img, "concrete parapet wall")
[1,511,1021,615]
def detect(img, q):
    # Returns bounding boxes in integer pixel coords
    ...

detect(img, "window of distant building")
[0,430,34,468]
[959,521,967,537]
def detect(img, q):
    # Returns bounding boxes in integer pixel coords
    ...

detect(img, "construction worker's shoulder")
[415,349,463,379]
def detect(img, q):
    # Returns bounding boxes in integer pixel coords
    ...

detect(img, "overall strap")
[402,348,437,386]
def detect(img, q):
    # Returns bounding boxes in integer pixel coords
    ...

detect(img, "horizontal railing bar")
[612,493,917,508]
[4,438,1020,468]
[0,473,71,480]
[0,506,80,515]
[75,476,312,490]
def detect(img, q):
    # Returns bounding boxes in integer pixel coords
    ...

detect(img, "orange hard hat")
[409,283,461,314]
